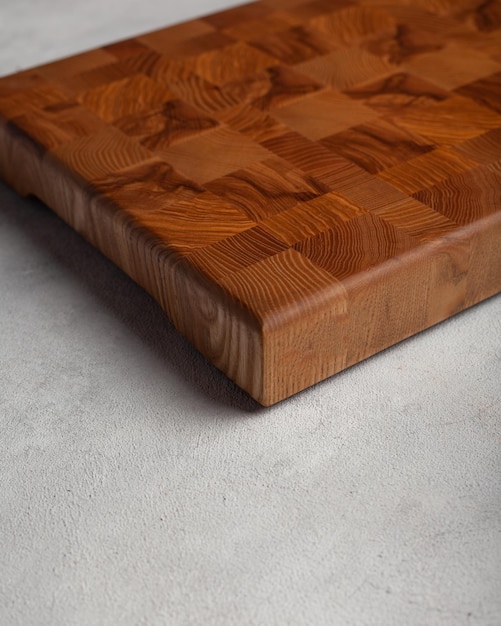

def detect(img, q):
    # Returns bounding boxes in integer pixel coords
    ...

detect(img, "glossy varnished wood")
[1,0,500,405]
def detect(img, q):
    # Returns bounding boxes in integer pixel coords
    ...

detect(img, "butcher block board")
[1,0,501,405]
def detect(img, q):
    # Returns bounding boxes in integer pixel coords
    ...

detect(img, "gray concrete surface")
[1,2,500,624]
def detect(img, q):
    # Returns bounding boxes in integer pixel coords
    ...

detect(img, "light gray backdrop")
[1,1,500,624]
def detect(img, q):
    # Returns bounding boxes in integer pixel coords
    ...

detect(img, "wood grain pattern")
[1,0,500,405]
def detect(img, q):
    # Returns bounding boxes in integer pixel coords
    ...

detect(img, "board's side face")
[0,0,500,404]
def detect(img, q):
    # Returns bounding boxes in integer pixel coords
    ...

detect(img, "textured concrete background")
[1,2,500,625]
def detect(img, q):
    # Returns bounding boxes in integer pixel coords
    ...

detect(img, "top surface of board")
[1,0,500,404]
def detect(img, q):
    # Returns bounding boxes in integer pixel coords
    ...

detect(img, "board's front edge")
[0,116,266,404]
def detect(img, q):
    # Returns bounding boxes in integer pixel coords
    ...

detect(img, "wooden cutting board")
[1,0,500,405]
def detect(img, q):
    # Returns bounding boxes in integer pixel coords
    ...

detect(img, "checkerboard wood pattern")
[1,0,500,405]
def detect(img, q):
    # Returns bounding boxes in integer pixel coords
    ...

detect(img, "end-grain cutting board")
[1,0,500,405]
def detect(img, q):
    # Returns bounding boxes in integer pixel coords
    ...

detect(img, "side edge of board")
[0,116,267,403]
[258,217,501,405]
